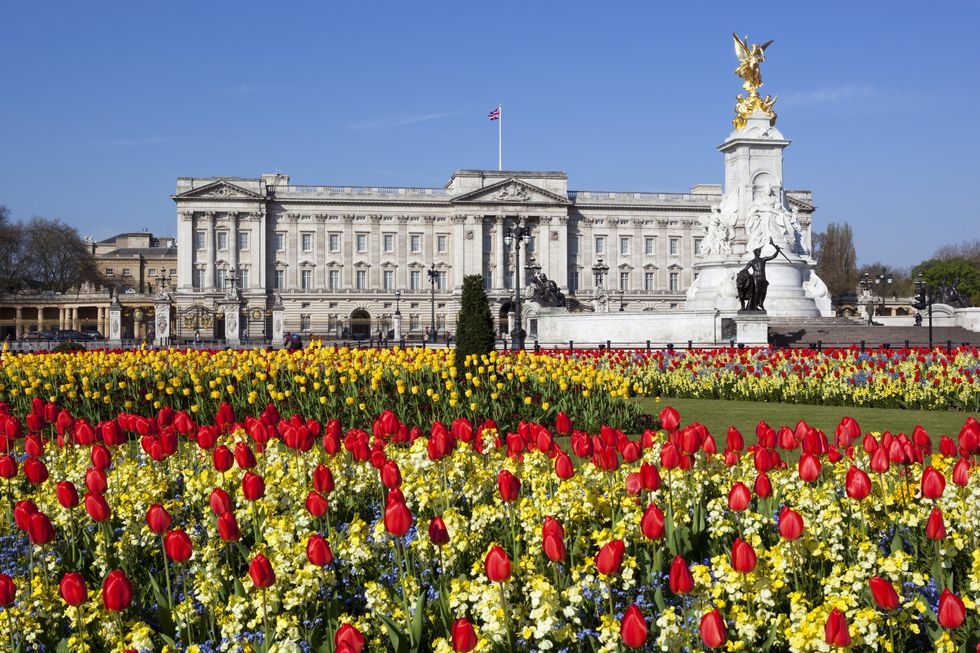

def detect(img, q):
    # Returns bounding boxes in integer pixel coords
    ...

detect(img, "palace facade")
[172,169,815,341]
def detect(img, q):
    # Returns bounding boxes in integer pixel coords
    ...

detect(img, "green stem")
[498,583,513,651]
[161,538,174,623]
[262,586,271,653]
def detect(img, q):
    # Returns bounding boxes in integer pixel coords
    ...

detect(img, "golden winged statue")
[732,33,778,129]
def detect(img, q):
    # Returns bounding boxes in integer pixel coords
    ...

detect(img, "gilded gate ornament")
[732,33,778,129]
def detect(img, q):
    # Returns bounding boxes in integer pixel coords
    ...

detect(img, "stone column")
[496,217,506,289]
[108,301,122,347]
[452,215,466,290]
[556,217,569,292]
[205,212,216,289]
[14,307,23,339]
[98,307,105,337]
[271,297,285,346]
[229,212,239,272]
[71,307,79,331]
[393,312,402,341]
[37,307,44,333]
[154,297,172,348]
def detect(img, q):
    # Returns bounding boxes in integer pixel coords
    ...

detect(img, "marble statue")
[802,271,829,299]
[700,189,738,256]
[745,184,799,253]
[737,241,781,311]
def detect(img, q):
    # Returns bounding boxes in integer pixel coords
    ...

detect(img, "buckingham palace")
[171,169,814,341]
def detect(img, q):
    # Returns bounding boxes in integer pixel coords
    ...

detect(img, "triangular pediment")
[451,178,570,205]
[174,180,265,200]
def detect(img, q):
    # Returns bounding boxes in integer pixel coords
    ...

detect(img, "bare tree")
[0,206,27,293]
[19,217,103,293]
[813,222,859,297]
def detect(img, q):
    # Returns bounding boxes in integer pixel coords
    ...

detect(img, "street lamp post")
[859,270,892,325]
[504,225,531,351]
[914,274,934,349]
[427,265,438,343]
[618,289,625,312]
[394,289,402,343]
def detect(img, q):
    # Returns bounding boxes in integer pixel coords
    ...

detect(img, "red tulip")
[726,426,744,452]
[23,458,49,484]
[870,446,890,473]
[0,455,16,479]
[208,488,231,517]
[824,607,851,646]
[101,570,132,612]
[926,507,946,540]
[939,435,957,457]
[620,604,648,648]
[659,406,680,431]
[668,555,694,594]
[798,453,821,482]
[146,504,172,534]
[778,507,804,540]
[921,466,946,500]
[731,537,757,573]
[0,574,15,607]
[554,452,575,480]
[59,572,87,606]
[937,588,965,628]
[334,623,365,653]
[306,534,333,567]
[384,499,413,537]
[727,482,751,512]
[497,469,521,502]
[248,554,276,588]
[84,467,108,495]
[90,444,112,471]
[543,531,566,562]
[542,516,565,540]
[234,441,256,469]
[952,458,971,486]
[639,462,661,491]
[241,471,265,501]
[641,503,665,540]
[56,481,79,509]
[313,464,335,494]
[306,491,329,518]
[554,411,572,436]
[380,460,401,489]
[845,466,872,500]
[595,540,625,575]
[13,500,37,531]
[700,608,727,648]
[212,445,234,472]
[484,545,511,582]
[451,617,478,652]
[428,516,450,546]
[84,492,111,522]
[217,512,241,542]
[164,528,193,563]
[28,512,55,545]
[754,472,773,498]
[868,576,899,610]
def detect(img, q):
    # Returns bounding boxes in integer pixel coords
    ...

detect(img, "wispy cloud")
[105,136,170,147]
[219,83,261,96]
[349,111,459,131]
[781,84,879,108]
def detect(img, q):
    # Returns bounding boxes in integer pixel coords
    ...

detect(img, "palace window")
[409,315,419,331]
[328,233,340,252]
[410,270,421,289]
[669,272,679,291]
[694,238,703,256]
[122,268,132,277]
[483,271,492,289]
[193,269,205,288]
[170,269,176,276]
[105,268,114,276]
[383,233,395,252]
[620,271,630,291]
[383,270,394,290]
[194,231,206,250]
[328,270,340,290]
[410,234,422,254]
[300,314,311,331]
[620,237,631,256]
[239,268,249,289]
[355,270,367,290]
[594,236,605,255]
[238,232,249,250]
[436,270,447,290]
[356,233,368,253]
[570,270,579,293]
[301,233,313,253]
[217,232,228,251]
[274,270,285,289]
[275,233,286,252]
[301,270,312,290]
[645,271,655,291]
[669,237,679,256]
[437,234,448,253]
[645,237,656,256]
[148,269,157,277]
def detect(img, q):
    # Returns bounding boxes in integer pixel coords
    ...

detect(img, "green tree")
[911,257,980,306]
[813,222,858,297]
[454,274,495,375]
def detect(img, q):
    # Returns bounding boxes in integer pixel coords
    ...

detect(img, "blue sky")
[1,0,978,267]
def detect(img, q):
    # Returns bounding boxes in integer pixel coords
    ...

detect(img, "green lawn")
[635,396,975,440]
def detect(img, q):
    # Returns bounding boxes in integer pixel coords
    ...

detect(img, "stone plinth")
[535,311,729,346]
[108,301,122,348]
[154,299,172,348]
[733,312,769,346]
[219,301,242,347]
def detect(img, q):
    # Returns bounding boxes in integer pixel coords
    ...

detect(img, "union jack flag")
[488,106,501,121]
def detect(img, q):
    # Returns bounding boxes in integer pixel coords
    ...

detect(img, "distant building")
[172,170,815,341]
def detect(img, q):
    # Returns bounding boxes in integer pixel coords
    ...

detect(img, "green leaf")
[411,591,428,652]
[654,587,666,612]
[377,612,409,653]
[890,530,904,554]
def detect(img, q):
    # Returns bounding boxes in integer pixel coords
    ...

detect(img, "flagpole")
[498,104,502,171]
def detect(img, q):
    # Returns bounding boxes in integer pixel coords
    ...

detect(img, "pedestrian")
[424,326,430,342]
[194,329,201,345]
